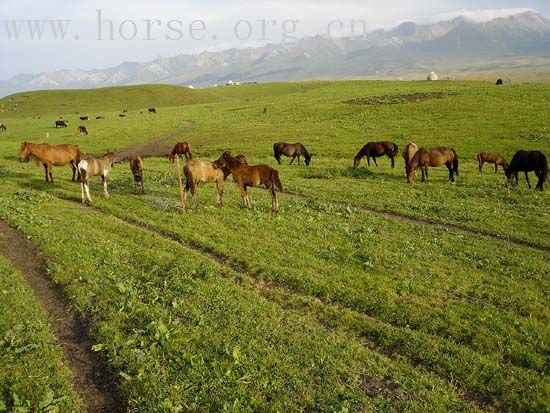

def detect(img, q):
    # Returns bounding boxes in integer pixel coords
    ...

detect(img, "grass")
[0,256,82,412]
[0,80,548,412]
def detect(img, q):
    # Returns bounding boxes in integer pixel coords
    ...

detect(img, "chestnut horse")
[169,142,193,163]
[183,160,225,210]
[78,153,115,203]
[505,150,548,191]
[407,147,459,184]
[273,142,312,166]
[477,152,508,174]
[129,156,144,193]
[219,154,247,180]
[354,141,399,168]
[214,152,283,212]
[19,141,81,183]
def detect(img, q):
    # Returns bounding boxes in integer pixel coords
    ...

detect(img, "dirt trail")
[113,126,189,161]
[0,221,126,413]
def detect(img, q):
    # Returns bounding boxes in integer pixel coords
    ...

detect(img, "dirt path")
[113,125,189,161]
[0,221,126,413]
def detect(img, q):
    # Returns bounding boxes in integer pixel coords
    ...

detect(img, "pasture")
[0,81,548,412]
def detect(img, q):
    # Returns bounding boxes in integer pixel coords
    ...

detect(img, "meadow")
[0,81,548,412]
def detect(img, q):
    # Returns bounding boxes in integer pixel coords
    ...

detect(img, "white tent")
[427,72,439,81]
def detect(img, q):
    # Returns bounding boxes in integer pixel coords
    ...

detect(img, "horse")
[477,152,508,174]
[79,116,89,121]
[402,143,419,169]
[78,153,116,203]
[0,124,6,131]
[77,126,88,136]
[214,152,283,212]
[55,120,68,128]
[182,160,225,210]
[96,116,104,120]
[273,142,312,166]
[129,156,144,193]
[407,147,459,184]
[219,154,248,179]
[169,142,193,163]
[19,141,81,183]
[354,141,399,168]
[505,150,548,191]
[148,108,157,114]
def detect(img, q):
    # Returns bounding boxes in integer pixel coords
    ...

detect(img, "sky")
[1,0,550,80]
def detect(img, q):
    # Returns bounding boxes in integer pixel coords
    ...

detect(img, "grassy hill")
[0,84,228,118]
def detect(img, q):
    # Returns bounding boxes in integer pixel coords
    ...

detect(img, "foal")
[477,152,508,174]
[129,156,144,193]
[78,153,115,203]
[215,152,283,212]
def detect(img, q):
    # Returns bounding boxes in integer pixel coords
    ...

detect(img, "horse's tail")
[452,149,459,176]
[78,159,88,183]
[271,169,284,193]
[541,153,549,183]
[75,146,82,165]
[391,144,399,157]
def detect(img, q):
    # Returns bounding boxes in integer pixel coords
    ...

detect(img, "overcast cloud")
[1,0,549,80]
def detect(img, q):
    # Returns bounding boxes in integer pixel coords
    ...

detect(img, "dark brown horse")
[129,156,144,193]
[477,152,508,174]
[219,154,247,180]
[273,142,312,166]
[169,142,193,163]
[77,126,88,136]
[354,141,399,168]
[19,141,81,183]
[407,147,459,184]
[214,152,283,212]
[0,124,6,131]
[55,120,68,128]
[505,150,548,191]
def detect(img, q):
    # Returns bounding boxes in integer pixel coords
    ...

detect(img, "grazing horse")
[182,160,225,210]
[129,156,144,193]
[402,143,419,169]
[148,108,157,114]
[77,126,88,136]
[273,142,312,166]
[78,153,115,203]
[0,124,6,131]
[80,116,89,121]
[55,120,68,128]
[169,142,193,163]
[407,147,459,184]
[19,141,81,183]
[96,116,104,120]
[505,150,548,191]
[215,152,283,212]
[477,152,508,174]
[354,141,399,168]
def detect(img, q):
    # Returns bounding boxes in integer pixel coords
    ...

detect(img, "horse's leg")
[390,156,395,169]
[373,157,378,167]
[366,155,370,167]
[80,182,85,203]
[494,164,498,174]
[70,161,76,181]
[85,181,92,202]
[271,187,278,213]
[535,170,543,191]
[216,179,224,207]
[525,172,531,189]
[478,161,483,174]
[447,164,455,183]
[48,165,54,183]
[192,180,198,206]
[102,174,110,198]
[290,156,296,165]
[298,156,301,166]
[43,164,49,183]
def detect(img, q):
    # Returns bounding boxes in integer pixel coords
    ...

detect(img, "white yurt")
[427,72,439,81]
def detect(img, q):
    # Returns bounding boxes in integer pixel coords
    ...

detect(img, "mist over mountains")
[2,11,550,96]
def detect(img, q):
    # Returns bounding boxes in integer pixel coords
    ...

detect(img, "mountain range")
[2,11,550,96]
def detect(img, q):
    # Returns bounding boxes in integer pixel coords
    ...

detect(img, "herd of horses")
[17,138,548,213]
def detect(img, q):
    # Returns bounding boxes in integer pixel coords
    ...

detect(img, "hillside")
[0,84,228,118]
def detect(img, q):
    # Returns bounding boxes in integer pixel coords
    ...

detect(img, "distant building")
[188,85,195,89]
[427,72,439,81]
[226,80,234,86]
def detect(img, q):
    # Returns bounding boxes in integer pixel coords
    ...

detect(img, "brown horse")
[273,142,312,166]
[78,153,115,203]
[0,124,6,131]
[402,143,419,169]
[354,141,399,168]
[182,160,225,210]
[477,152,508,174]
[19,141,81,183]
[169,142,193,163]
[407,147,459,184]
[214,152,283,212]
[129,156,144,193]
[219,154,247,180]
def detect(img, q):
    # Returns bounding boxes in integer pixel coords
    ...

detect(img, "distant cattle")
[122,109,128,113]
[55,120,68,128]
[496,79,504,86]
[77,126,88,136]
[148,108,157,114]
[119,114,126,118]
[96,116,104,120]
[80,116,89,121]
[0,123,6,131]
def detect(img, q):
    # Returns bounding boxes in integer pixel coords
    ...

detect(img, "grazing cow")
[55,120,68,128]
[169,142,193,163]
[19,141,81,183]
[77,126,88,136]
[0,123,6,131]
[407,147,459,184]
[477,152,508,174]
[129,156,144,193]
[78,153,116,203]
[214,152,283,212]
[96,116,104,120]
[80,116,89,121]
[182,160,225,210]
[402,143,419,169]
[119,114,126,118]
[148,108,157,114]
[273,142,312,166]
[505,150,548,191]
[354,141,399,168]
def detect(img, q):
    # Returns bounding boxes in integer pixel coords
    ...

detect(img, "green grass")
[0,80,549,412]
[0,256,82,412]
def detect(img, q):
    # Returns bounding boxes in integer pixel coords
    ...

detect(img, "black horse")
[505,150,548,191]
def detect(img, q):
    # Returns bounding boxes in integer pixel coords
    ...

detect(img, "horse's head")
[406,164,416,184]
[304,153,312,166]
[19,141,31,162]
[353,157,361,168]
[213,154,227,169]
